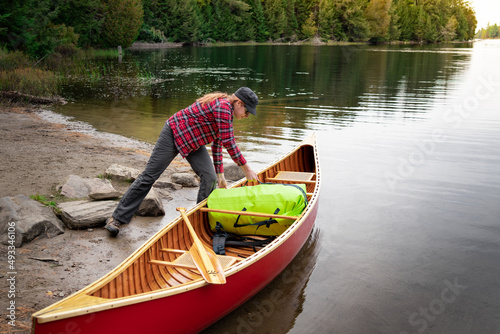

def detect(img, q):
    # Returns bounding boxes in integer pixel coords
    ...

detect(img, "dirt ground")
[0,106,197,333]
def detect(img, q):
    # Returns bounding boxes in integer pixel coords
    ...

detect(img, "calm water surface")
[51,40,500,333]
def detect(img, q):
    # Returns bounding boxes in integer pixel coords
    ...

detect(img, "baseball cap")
[235,87,258,115]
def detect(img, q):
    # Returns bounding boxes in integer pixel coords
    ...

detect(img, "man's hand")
[217,173,227,189]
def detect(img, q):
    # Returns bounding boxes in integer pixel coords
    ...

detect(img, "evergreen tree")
[283,0,299,40]
[440,15,457,41]
[295,0,315,39]
[387,0,400,40]
[302,11,318,39]
[52,0,103,47]
[332,0,369,41]
[170,0,203,42]
[264,0,287,40]
[229,0,253,41]
[252,0,269,42]
[365,0,392,42]
[318,0,341,40]
[463,2,477,40]
[393,0,413,40]
[101,0,144,48]
[217,0,238,41]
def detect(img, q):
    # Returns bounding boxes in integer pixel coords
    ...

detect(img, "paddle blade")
[189,245,226,284]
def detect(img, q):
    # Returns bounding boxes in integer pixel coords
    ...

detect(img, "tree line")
[1,0,477,58]
[475,23,499,39]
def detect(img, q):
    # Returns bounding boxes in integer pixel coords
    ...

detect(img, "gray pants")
[113,123,217,224]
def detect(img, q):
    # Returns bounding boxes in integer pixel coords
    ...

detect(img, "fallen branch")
[0,91,67,105]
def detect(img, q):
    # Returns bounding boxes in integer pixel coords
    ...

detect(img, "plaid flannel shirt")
[167,98,246,174]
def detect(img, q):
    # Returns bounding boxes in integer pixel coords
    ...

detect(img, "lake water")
[50,40,500,333]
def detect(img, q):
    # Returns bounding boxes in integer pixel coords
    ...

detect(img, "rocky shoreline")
[0,106,243,333]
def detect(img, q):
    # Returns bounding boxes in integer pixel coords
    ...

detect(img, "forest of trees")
[1,0,477,58]
[475,23,499,39]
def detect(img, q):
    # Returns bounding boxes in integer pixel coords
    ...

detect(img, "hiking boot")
[105,217,122,237]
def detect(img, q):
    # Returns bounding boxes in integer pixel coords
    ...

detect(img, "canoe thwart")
[160,248,186,254]
[265,178,316,184]
[274,171,315,181]
[265,171,316,184]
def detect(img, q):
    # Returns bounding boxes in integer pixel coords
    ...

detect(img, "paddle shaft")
[176,207,225,284]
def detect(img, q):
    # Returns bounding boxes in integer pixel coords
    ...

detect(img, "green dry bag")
[207,183,307,236]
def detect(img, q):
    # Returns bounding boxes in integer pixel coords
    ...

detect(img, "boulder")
[60,175,121,200]
[136,188,165,217]
[60,175,90,198]
[224,164,245,181]
[87,178,121,200]
[0,195,65,247]
[171,173,199,187]
[154,177,182,191]
[58,200,118,229]
[105,164,141,182]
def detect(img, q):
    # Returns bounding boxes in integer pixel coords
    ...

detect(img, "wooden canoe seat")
[266,171,316,184]
[149,250,239,270]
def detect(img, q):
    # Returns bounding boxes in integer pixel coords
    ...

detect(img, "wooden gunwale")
[32,133,320,326]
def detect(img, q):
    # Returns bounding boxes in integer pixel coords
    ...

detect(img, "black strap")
[212,223,275,255]
[233,207,281,231]
[213,222,227,255]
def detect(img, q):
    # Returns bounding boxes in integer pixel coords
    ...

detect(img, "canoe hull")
[32,202,318,334]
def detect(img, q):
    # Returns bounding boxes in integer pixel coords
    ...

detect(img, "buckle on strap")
[213,222,227,255]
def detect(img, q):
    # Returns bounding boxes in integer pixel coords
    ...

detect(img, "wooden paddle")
[176,207,226,284]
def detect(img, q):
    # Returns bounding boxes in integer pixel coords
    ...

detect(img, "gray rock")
[60,175,90,198]
[60,175,121,200]
[224,164,245,181]
[172,166,193,173]
[154,177,182,190]
[171,173,199,187]
[136,188,165,217]
[0,195,65,247]
[87,178,121,200]
[105,164,141,182]
[155,188,173,201]
[58,200,118,229]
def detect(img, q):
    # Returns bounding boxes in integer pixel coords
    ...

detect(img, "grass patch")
[0,67,59,97]
[85,48,122,58]
[0,48,60,98]
[30,194,61,214]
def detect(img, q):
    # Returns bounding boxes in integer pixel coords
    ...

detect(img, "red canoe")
[32,133,321,333]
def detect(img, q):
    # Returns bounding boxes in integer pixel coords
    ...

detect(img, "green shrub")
[137,26,168,43]
[101,0,144,48]
[0,49,31,70]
